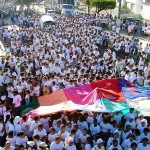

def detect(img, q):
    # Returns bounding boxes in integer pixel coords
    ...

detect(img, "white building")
[142,2,150,20]
[120,0,150,20]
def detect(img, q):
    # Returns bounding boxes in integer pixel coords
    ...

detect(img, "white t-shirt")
[29,121,40,133]
[108,145,122,150]
[121,139,137,150]
[65,144,77,150]
[13,95,22,107]
[6,136,17,146]
[48,133,58,143]
[79,133,90,148]
[138,143,150,150]
[100,122,111,132]
[90,124,101,136]
[91,145,105,150]
[16,136,28,147]
[50,141,64,150]
[33,128,47,138]
[85,143,92,150]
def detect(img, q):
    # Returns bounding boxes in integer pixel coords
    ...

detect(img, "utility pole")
[118,0,121,19]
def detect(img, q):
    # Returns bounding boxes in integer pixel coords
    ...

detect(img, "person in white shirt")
[48,127,58,144]
[54,119,61,133]
[125,108,137,121]
[74,124,82,149]
[12,90,22,116]
[128,142,138,150]
[6,131,17,147]
[50,136,64,150]
[121,134,137,150]
[138,138,150,150]
[100,119,111,141]
[140,128,150,142]
[85,137,93,150]
[107,132,120,149]
[137,121,147,133]
[1,141,15,150]
[65,137,77,150]
[38,142,48,150]
[122,125,132,141]
[16,131,28,149]
[90,119,101,136]
[33,123,47,140]
[136,114,148,126]
[108,139,122,150]
[125,117,136,130]
[91,138,105,150]
[79,128,90,149]
[29,116,40,133]
[113,111,123,123]
[58,124,69,143]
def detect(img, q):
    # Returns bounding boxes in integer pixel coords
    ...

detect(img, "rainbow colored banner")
[29,78,150,117]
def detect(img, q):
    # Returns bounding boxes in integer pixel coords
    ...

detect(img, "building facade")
[118,0,150,20]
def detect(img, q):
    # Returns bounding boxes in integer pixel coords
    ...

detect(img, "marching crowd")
[0,11,149,150]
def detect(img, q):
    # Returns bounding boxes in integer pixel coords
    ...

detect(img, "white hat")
[13,116,21,125]
[1,95,6,101]
[138,113,143,117]
[39,142,47,147]
[68,137,74,144]
[97,138,103,144]
[27,141,35,147]
[129,116,134,120]
[141,119,145,123]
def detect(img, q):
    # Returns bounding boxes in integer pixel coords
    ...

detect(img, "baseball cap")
[68,137,74,144]
[39,142,47,147]
[27,141,35,147]
[97,138,103,144]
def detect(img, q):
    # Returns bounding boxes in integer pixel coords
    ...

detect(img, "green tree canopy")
[17,0,35,5]
[84,0,116,13]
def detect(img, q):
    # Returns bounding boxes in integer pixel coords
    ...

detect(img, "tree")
[90,0,116,14]
[84,0,92,14]
[17,0,35,5]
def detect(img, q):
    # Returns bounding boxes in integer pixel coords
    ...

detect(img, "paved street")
[0,2,149,56]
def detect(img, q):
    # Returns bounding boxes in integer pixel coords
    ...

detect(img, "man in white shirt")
[50,136,64,150]
[91,138,105,150]
[138,138,150,150]
[64,137,76,150]
[108,139,122,150]
[1,141,15,150]
[121,134,137,150]
[12,90,22,116]
[37,142,48,150]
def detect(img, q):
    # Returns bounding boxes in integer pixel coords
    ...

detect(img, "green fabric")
[100,98,130,114]
[20,97,39,117]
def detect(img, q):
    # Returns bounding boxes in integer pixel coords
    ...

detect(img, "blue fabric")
[118,78,150,100]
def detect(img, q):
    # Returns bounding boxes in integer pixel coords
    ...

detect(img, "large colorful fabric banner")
[29,78,150,117]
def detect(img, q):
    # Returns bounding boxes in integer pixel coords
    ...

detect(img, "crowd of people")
[0,10,149,150]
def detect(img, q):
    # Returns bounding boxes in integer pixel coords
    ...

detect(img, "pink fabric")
[63,84,93,104]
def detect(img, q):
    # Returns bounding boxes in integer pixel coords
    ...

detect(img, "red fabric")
[91,79,125,102]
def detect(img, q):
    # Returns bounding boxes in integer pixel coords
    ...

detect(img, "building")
[142,2,150,20]
[119,0,150,20]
